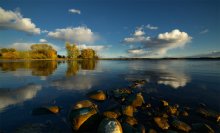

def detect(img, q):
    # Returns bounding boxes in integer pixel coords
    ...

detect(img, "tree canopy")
[66,42,80,58]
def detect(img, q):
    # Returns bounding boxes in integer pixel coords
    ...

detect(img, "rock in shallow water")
[32,106,61,115]
[122,105,134,117]
[72,100,96,109]
[192,123,214,133]
[69,107,98,130]
[126,93,145,107]
[197,107,220,122]
[69,100,98,131]
[171,120,191,132]
[98,118,123,133]
[87,90,107,101]
[124,116,138,126]
[112,88,131,98]
[103,111,121,119]
[153,117,170,130]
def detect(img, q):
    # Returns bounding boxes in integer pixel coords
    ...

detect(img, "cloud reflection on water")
[0,84,41,111]
[125,61,190,89]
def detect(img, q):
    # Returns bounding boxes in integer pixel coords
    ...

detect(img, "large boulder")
[69,100,98,131]
[98,118,123,133]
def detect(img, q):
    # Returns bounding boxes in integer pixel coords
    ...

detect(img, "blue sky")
[0,0,219,58]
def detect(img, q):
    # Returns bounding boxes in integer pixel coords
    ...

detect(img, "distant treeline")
[0,43,98,60]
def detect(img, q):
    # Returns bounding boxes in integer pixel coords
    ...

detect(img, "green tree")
[65,42,80,59]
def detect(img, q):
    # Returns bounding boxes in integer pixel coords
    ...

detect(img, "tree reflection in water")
[0,61,57,76]
[66,60,97,77]
[0,60,97,77]
[31,61,57,76]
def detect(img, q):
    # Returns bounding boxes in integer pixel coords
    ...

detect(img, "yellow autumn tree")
[30,44,57,59]
[81,48,96,59]
[65,42,80,59]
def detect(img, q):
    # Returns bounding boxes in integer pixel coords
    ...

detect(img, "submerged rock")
[172,120,191,132]
[181,110,189,117]
[32,106,61,115]
[160,100,169,107]
[87,90,107,101]
[167,106,178,115]
[98,118,123,133]
[197,107,220,122]
[127,93,145,107]
[153,117,170,130]
[112,88,131,98]
[192,123,214,133]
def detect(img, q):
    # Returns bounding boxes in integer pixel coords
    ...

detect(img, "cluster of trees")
[0,48,18,59]
[30,44,57,59]
[66,43,98,59]
[0,43,98,59]
[0,44,57,59]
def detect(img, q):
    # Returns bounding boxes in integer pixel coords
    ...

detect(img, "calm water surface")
[0,60,220,132]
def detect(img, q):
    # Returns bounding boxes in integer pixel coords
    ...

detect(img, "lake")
[0,60,220,132]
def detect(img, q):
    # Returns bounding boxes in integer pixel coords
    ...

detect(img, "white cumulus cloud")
[10,42,60,51]
[39,39,47,43]
[0,7,40,34]
[69,9,81,14]
[48,26,97,43]
[78,44,110,51]
[124,29,192,57]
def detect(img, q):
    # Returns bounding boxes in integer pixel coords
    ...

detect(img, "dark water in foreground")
[0,60,220,132]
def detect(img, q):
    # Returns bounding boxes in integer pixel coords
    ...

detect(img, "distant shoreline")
[0,57,220,61]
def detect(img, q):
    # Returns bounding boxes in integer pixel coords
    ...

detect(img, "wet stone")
[98,118,123,133]
[127,93,145,107]
[153,117,170,130]
[160,100,169,107]
[167,106,178,116]
[122,105,134,117]
[72,100,95,110]
[112,88,131,98]
[181,111,189,117]
[32,106,61,115]
[69,106,98,131]
[196,107,220,122]
[103,111,120,119]
[171,120,191,132]
[87,90,107,101]
[124,116,138,126]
